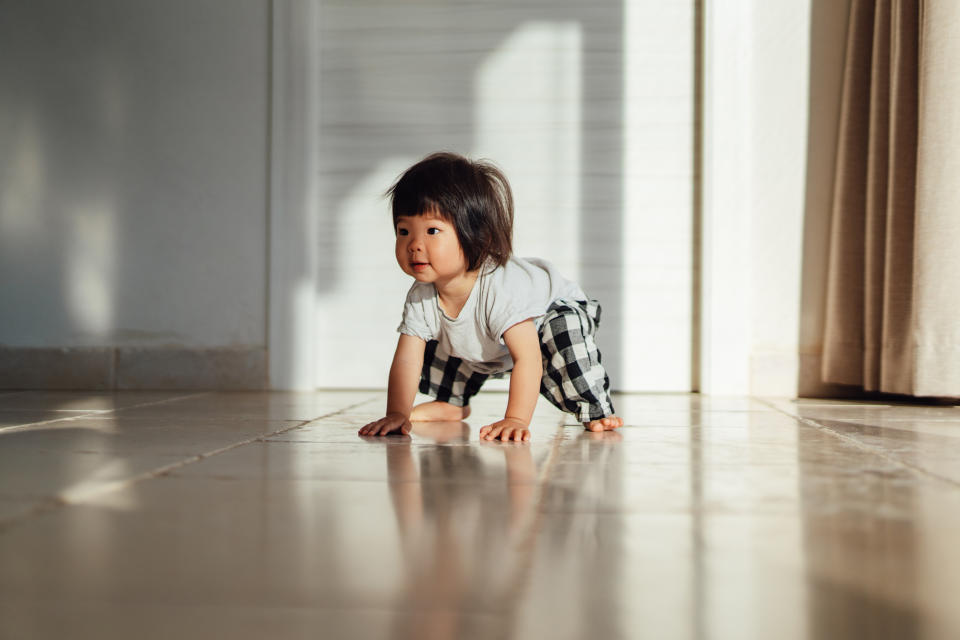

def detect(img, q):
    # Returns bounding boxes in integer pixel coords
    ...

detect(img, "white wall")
[0,0,850,395]
[703,0,850,397]
[287,0,697,393]
[749,0,850,397]
[747,0,812,396]
[0,0,270,388]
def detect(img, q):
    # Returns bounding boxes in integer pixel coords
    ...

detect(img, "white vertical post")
[268,0,321,390]
[621,1,696,392]
[700,0,753,395]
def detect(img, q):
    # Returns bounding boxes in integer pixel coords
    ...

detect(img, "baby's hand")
[359,412,412,437]
[479,418,530,442]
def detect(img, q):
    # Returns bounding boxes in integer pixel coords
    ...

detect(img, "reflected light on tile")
[60,474,139,511]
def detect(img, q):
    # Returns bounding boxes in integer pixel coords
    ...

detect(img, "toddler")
[359,152,623,441]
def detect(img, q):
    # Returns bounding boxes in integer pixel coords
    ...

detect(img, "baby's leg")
[411,400,471,421]
[415,340,488,419]
[538,300,622,430]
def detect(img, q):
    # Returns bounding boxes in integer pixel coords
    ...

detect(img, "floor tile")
[0,446,183,502]
[0,416,303,454]
[169,439,554,485]
[1,390,960,640]
[768,399,960,485]
[0,473,543,615]
[0,496,48,521]
[112,390,380,421]
[0,600,505,640]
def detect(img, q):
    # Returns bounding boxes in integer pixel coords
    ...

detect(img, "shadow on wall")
[312,0,624,389]
[0,4,125,348]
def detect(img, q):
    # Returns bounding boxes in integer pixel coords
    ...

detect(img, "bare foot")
[583,416,623,432]
[410,401,471,421]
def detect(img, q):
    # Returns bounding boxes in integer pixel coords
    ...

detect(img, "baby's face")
[395,211,468,285]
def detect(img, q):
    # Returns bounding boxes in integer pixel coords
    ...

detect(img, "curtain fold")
[823,0,959,397]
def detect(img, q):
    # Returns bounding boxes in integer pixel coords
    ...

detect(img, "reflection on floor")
[1,390,959,639]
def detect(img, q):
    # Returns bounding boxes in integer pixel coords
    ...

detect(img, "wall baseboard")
[0,347,266,390]
[749,351,799,397]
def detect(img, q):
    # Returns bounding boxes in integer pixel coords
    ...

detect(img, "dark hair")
[387,151,514,271]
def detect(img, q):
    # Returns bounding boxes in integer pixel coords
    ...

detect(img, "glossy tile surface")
[2,391,960,639]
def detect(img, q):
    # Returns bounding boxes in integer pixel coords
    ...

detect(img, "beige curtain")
[822,0,960,397]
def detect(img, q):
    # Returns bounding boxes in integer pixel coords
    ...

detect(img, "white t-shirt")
[397,256,587,374]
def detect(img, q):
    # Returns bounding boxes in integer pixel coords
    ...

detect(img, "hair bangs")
[386,152,514,271]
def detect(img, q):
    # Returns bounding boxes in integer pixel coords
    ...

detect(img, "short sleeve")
[396,283,438,342]
[483,263,549,344]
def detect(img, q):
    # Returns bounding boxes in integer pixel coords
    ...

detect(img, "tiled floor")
[1,390,959,640]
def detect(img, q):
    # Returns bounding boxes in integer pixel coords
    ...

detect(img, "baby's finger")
[388,419,408,436]
[486,425,505,441]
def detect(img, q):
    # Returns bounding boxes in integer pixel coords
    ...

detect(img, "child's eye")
[397,228,409,236]
[427,227,440,235]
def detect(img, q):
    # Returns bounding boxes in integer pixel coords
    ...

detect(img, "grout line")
[756,397,960,490]
[0,395,381,534]
[105,391,215,415]
[0,408,114,415]
[0,392,212,435]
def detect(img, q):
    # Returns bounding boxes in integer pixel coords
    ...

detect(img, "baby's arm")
[359,334,425,436]
[479,319,542,442]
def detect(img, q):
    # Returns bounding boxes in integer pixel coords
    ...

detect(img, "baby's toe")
[583,416,624,431]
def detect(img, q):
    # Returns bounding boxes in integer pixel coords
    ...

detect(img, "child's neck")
[435,269,480,319]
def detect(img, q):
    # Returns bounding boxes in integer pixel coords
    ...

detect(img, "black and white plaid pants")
[418,300,615,422]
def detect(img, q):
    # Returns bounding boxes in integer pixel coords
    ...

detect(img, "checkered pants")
[418,300,615,422]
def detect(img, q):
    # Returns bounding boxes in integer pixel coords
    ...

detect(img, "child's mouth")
[411,262,429,272]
